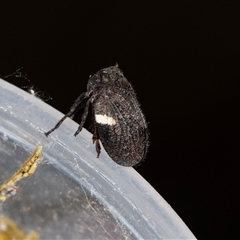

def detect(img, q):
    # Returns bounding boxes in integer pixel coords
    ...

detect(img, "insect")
[45,64,149,166]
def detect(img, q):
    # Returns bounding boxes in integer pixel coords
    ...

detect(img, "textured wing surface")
[94,86,148,166]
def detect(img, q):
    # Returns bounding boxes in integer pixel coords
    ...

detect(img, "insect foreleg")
[74,99,91,136]
[45,92,88,136]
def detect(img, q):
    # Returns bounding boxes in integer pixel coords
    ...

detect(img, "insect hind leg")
[91,107,101,158]
[93,138,101,158]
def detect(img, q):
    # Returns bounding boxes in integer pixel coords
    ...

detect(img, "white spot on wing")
[95,114,116,125]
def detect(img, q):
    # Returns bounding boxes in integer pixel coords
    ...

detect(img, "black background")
[1,1,239,239]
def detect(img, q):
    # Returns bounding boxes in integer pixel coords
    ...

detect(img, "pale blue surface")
[0,78,196,239]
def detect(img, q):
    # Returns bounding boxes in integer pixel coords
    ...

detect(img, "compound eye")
[99,70,109,82]
[100,70,107,77]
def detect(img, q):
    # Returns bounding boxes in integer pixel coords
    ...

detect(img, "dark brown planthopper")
[45,64,149,166]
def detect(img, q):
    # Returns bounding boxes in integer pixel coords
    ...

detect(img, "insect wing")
[95,88,148,166]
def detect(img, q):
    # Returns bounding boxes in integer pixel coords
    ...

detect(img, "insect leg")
[91,106,101,158]
[74,99,91,136]
[45,92,88,136]
[93,138,101,158]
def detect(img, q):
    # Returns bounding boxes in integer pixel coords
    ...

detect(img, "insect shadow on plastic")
[45,64,149,166]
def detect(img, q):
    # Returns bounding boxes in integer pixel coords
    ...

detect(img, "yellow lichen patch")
[0,217,38,240]
[0,146,43,201]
